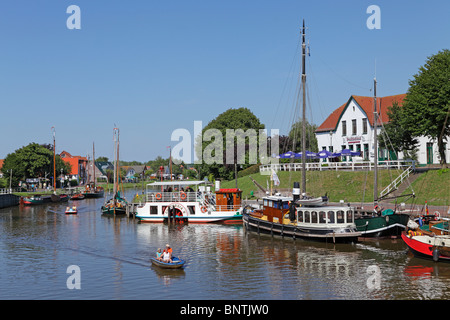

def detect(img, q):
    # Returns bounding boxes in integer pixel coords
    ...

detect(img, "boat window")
[298,211,303,223]
[311,211,318,223]
[268,200,273,207]
[188,206,195,215]
[263,199,268,206]
[346,210,353,223]
[327,211,335,224]
[319,211,326,224]
[337,210,345,223]
[304,211,311,223]
[150,206,158,215]
[273,202,278,209]
[283,202,289,209]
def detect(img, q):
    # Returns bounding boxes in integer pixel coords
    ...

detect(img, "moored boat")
[70,193,85,200]
[355,208,410,238]
[402,231,450,262]
[101,128,128,215]
[243,184,361,243]
[23,195,51,205]
[150,256,185,269]
[83,185,105,198]
[135,181,243,224]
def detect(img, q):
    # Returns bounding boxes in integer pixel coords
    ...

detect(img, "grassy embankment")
[220,168,450,206]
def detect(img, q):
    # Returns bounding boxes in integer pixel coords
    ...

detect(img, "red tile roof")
[316,94,406,133]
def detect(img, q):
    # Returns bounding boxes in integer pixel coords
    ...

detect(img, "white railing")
[259,160,415,173]
[379,166,413,198]
[0,188,22,194]
[146,191,200,203]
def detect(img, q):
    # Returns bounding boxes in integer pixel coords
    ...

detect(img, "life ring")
[434,211,441,221]
[180,192,187,200]
[201,206,207,213]
[155,193,162,200]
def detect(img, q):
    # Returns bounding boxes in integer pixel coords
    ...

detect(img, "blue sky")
[0,0,449,162]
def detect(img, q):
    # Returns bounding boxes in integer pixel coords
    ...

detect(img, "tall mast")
[93,142,96,188]
[52,127,56,192]
[113,128,117,195]
[301,19,307,195]
[116,128,120,194]
[373,78,378,204]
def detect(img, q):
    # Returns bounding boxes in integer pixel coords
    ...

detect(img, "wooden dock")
[125,203,140,219]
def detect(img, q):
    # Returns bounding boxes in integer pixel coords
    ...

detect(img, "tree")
[2,143,71,187]
[378,101,419,160]
[288,120,318,153]
[194,107,265,180]
[401,49,450,166]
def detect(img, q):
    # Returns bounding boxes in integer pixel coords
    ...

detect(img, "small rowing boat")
[65,206,78,214]
[150,256,185,269]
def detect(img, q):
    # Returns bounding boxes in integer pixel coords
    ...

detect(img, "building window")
[352,119,357,135]
[342,121,347,136]
[362,118,368,134]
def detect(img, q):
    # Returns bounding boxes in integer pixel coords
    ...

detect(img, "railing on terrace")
[146,191,203,203]
[214,205,242,212]
[259,160,415,173]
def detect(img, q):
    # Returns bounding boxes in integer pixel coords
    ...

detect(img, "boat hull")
[150,256,185,269]
[243,213,360,243]
[355,213,409,238]
[402,232,450,262]
[136,201,243,224]
[83,191,104,198]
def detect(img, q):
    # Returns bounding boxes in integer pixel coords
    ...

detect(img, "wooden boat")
[402,231,450,262]
[101,128,128,215]
[150,256,186,269]
[355,208,410,238]
[83,185,105,198]
[70,193,85,200]
[49,194,69,203]
[243,23,359,243]
[101,192,127,215]
[65,206,78,214]
[243,187,361,243]
[23,195,51,205]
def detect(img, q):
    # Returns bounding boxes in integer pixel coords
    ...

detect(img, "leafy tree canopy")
[2,143,71,187]
[401,49,450,165]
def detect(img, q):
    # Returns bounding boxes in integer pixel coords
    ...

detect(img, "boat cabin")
[215,188,242,211]
[261,196,292,224]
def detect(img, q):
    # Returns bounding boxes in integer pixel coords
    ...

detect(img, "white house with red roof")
[315,94,449,165]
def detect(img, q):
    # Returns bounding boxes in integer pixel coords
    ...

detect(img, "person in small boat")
[156,248,163,261]
[162,249,172,263]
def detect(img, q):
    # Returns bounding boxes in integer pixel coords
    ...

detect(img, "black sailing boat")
[101,127,127,215]
[83,142,105,198]
[243,20,361,243]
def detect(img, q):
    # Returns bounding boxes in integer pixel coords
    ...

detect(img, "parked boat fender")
[433,248,440,262]
[156,193,162,200]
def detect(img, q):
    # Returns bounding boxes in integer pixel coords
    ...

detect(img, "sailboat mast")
[373,78,378,204]
[52,127,56,192]
[93,142,96,188]
[116,128,120,194]
[113,129,117,195]
[301,19,307,195]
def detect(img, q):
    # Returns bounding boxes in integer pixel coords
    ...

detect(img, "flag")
[271,169,280,186]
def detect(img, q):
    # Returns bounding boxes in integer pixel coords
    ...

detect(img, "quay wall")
[0,194,20,209]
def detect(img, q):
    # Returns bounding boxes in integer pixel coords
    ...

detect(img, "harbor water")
[1,189,450,300]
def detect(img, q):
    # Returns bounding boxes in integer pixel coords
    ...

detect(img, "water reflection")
[2,189,450,299]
